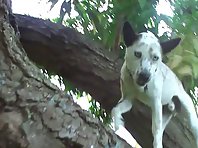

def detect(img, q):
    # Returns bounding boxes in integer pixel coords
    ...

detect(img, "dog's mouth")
[136,73,151,86]
[136,79,148,86]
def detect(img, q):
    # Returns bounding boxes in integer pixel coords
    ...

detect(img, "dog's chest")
[134,85,153,106]
[122,74,153,106]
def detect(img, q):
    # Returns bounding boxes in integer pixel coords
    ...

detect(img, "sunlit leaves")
[45,0,198,119]
[166,33,198,91]
[156,0,198,91]
[190,87,198,112]
[89,99,112,125]
[47,0,198,103]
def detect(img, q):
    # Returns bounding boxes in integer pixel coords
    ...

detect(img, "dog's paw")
[111,107,124,130]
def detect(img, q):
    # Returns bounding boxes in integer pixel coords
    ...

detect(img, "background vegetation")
[48,0,198,115]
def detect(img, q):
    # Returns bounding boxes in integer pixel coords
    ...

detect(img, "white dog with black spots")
[112,22,198,148]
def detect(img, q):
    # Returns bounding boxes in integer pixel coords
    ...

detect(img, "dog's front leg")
[152,100,163,148]
[111,99,132,130]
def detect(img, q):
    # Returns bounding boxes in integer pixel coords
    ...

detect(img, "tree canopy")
[47,0,198,94]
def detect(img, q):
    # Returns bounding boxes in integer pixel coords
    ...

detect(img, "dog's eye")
[153,55,159,61]
[134,51,142,58]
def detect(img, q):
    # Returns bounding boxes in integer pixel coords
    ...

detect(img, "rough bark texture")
[0,1,132,148]
[12,13,198,148]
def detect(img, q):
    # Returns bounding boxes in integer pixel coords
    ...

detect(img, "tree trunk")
[12,13,198,148]
[0,1,131,148]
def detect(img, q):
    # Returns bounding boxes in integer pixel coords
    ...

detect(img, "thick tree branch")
[13,14,121,111]
[0,7,131,148]
[14,14,196,148]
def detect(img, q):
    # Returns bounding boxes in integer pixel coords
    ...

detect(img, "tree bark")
[0,1,132,148]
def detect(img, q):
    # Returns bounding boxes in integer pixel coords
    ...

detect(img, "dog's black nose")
[137,70,150,86]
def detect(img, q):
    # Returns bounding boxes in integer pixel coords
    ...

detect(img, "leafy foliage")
[190,87,198,113]
[165,0,198,91]
[89,99,112,125]
[48,0,198,117]
[49,0,160,51]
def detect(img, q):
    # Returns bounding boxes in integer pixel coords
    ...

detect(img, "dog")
[111,22,198,148]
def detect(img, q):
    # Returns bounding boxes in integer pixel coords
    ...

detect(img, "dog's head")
[123,22,181,87]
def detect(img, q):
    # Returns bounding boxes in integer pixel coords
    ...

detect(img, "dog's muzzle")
[137,70,151,86]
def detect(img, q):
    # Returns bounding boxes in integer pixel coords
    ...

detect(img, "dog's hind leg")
[162,96,181,131]
[181,92,198,147]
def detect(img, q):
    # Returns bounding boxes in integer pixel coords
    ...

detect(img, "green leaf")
[65,80,75,92]
[138,0,147,9]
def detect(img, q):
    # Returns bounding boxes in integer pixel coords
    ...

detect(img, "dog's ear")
[123,22,138,47]
[160,38,181,54]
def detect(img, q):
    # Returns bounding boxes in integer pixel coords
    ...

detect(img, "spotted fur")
[112,22,198,148]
